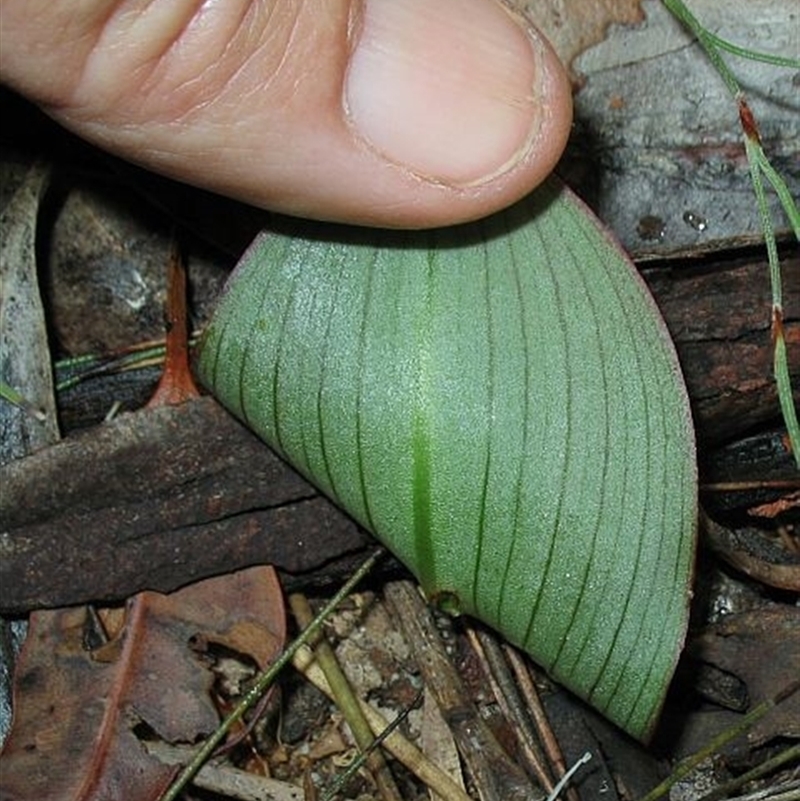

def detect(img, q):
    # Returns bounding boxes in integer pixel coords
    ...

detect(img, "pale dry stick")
[467,628,555,794]
[421,688,468,801]
[146,740,303,801]
[701,480,800,493]
[288,593,403,801]
[503,645,574,800]
[292,644,474,801]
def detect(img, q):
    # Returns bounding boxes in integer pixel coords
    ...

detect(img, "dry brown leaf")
[690,607,800,747]
[509,0,644,82]
[0,566,285,801]
[704,515,800,592]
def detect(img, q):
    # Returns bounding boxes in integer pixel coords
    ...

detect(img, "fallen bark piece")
[644,255,799,442]
[54,254,799,443]
[0,398,370,613]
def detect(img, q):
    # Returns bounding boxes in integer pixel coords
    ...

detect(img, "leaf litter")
[3,4,798,797]
[0,568,285,801]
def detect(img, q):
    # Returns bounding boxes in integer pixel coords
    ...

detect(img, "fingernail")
[345,0,546,186]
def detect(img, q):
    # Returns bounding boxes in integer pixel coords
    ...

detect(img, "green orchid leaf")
[196,177,697,741]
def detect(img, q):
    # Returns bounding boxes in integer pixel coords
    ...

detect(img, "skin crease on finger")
[0,0,573,228]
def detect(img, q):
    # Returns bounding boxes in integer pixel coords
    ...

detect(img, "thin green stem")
[0,381,46,421]
[697,743,800,801]
[661,0,742,97]
[755,147,800,240]
[321,691,422,801]
[745,136,782,309]
[55,345,167,392]
[55,334,200,393]
[774,334,800,469]
[744,134,799,468]
[159,549,384,801]
[663,0,799,468]
[637,681,800,801]
[702,30,800,69]
[290,592,403,801]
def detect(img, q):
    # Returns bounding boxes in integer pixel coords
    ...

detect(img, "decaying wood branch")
[642,253,798,442]
[0,399,372,613]
[384,581,542,801]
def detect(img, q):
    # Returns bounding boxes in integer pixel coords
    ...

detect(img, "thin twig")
[505,646,574,801]
[468,628,554,793]
[320,690,422,801]
[637,680,800,801]
[696,743,800,801]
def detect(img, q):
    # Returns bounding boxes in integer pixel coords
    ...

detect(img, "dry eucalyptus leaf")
[510,0,644,81]
[0,566,285,801]
[689,607,800,747]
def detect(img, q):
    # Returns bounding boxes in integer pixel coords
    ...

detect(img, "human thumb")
[0,0,572,228]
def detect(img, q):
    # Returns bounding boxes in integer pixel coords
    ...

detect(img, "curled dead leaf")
[509,0,644,82]
[0,567,285,801]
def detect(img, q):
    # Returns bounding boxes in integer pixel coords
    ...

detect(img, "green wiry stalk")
[321,693,422,801]
[637,680,800,801]
[702,30,799,69]
[744,132,800,467]
[662,0,799,468]
[0,381,47,421]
